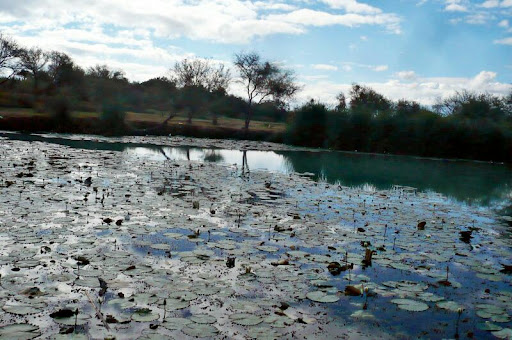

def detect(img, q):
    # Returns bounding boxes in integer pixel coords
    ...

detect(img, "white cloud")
[320,0,382,14]
[480,0,512,7]
[465,13,492,24]
[445,4,468,11]
[480,0,500,8]
[265,9,401,33]
[0,0,401,44]
[498,19,509,27]
[494,36,512,44]
[445,0,468,11]
[312,64,339,71]
[395,70,417,80]
[373,65,388,72]
[296,71,512,106]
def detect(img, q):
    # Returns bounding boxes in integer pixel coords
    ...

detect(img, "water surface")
[2,132,511,212]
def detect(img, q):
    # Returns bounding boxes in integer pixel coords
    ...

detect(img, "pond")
[2,131,511,212]
[0,132,511,339]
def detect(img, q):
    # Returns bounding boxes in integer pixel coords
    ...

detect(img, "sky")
[0,0,511,106]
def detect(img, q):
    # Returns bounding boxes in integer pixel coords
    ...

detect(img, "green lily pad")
[306,291,340,303]
[181,323,219,338]
[0,323,40,340]
[229,313,264,326]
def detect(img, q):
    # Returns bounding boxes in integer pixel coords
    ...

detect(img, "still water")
[2,132,511,213]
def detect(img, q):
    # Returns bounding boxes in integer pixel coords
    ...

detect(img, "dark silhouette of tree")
[47,52,84,88]
[18,47,50,94]
[395,99,421,118]
[234,52,300,131]
[0,33,22,85]
[286,100,329,147]
[335,92,347,112]
[349,84,392,113]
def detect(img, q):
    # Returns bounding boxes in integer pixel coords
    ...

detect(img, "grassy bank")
[0,108,286,142]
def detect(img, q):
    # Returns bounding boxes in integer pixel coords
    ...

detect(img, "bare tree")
[234,52,300,131]
[19,47,50,93]
[171,58,231,123]
[171,58,230,92]
[0,33,22,85]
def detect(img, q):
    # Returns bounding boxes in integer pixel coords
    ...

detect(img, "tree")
[170,58,231,123]
[0,33,22,85]
[86,64,126,81]
[395,99,421,118]
[18,47,50,94]
[438,90,509,121]
[349,84,392,113]
[286,100,329,147]
[47,51,84,87]
[234,52,300,131]
[335,92,347,112]
[171,58,230,92]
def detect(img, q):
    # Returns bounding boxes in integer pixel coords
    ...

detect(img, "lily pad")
[306,291,340,303]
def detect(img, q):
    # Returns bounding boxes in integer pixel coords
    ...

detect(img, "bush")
[46,93,73,129]
[285,101,329,147]
[100,102,126,132]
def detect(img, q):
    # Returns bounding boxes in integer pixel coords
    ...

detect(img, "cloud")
[498,19,509,27]
[0,0,402,44]
[320,0,382,14]
[465,13,493,24]
[479,0,512,7]
[265,9,401,33]
[340,62,389,72]
[480,0,500,8]
[444,0,468,11]
[373,65,388,72]
[312,64,339,71]
[494,36,512,44]
[395,70,417,80]
[296,71,512,106]
[445,4,468,11]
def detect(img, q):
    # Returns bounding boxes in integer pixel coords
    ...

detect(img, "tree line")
[1,32,512,161]
[0,33,296,131]
[287,85,512,162]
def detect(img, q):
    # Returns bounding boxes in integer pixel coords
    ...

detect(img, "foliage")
[47,89,73,126]
[286,100,329,147]
[234,52,300,130]
[170,58,231,123]
[101,102,126,132]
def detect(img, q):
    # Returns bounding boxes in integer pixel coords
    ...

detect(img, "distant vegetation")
[1,32,511,162]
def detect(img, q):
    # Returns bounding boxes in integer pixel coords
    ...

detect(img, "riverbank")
[0,109,286,142]
[1,108,512,164]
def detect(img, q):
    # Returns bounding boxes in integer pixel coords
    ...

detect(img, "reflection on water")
[125,146,293,173]
[2,132,511,212]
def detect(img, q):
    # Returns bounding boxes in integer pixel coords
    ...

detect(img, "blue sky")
[0,0,510,105]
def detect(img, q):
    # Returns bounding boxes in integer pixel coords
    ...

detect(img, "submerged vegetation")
[1,31,512,162]
[0,135,511,339]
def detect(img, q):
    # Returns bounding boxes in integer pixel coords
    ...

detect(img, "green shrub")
[101,102,126,132]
